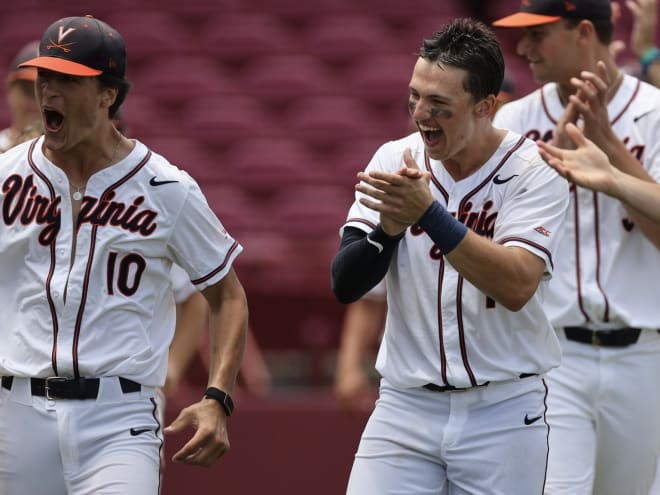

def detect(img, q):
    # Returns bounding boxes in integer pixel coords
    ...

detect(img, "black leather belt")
[423,373,537,392]
[1,376,141,399]
[564,327,642,347]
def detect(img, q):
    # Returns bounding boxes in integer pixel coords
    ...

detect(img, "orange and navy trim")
[191,241,240,286]
[27,138,61,375]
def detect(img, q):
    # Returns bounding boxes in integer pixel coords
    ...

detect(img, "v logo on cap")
[58,26,76,43]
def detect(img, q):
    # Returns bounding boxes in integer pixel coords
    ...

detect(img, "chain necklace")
[69,133,122,202]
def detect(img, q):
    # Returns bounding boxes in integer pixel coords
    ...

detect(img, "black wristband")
[204,387,234,416]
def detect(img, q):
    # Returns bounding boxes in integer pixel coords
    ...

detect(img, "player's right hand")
[334,367,376,415]
[164,398,230,467]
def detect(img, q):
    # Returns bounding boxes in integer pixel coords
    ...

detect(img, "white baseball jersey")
[342,130,569,389]
[494,74,660,328]
[0,136,242,387]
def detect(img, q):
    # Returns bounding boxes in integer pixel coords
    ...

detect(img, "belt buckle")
[591,331,601,346]
[44,376,67,400]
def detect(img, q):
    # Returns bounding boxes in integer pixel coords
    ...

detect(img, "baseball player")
[331,19,569,494]
[0,15,248,495]
[492,1,660,493]
[0,40,40,152]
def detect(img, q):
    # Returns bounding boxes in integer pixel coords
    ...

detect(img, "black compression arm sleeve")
[330,225,403,304]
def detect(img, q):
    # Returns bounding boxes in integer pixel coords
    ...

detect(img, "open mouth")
[419,126,444,147]
[44,109,64,132]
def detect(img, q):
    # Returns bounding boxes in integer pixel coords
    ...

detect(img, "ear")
[100,86,118,110]
[576,19,596,42]
[474,94,498,119]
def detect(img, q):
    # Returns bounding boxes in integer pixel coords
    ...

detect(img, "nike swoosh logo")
[493,174,519,185]
[633,110,654,123]
[129,427,152,436]
[366,236,384,254]
[149,176,178,187]
[524,414,543,425]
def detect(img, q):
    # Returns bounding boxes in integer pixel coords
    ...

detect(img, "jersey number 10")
[106,252,146,296]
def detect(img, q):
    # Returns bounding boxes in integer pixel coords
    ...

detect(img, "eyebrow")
[410,87,452,103]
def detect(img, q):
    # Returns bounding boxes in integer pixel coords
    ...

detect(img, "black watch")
[204,387,234,416]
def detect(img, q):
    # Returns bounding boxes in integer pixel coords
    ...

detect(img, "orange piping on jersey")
[191,240,240,285]
[572,187,591,322]
[498,237,555,271]
[541,88,558,125]
[437,257,450,385]
[611,79,641,126]
[592,192,610,322]
[456,276,479,387]
[424,151,450,202]
[27,138,61,375]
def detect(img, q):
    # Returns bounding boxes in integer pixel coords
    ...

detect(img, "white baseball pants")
[544,329,660,495]
[346,376,549,495]
[0,376,162,495]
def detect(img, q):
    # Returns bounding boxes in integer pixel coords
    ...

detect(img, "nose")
[36,73,58,96]
[411,98,431,121]
[516,33,530,57]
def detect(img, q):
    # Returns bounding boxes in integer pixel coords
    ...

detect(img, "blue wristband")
[417,200,468,255]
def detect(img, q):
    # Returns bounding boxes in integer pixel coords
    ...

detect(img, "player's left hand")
[567,61,617,147]
[164,397,229,466]
[356,148,433,228]
[538,123,618,195]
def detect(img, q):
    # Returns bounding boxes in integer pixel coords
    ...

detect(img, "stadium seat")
[238,54,338,104]
[321,136,387,185]
[132,56,236,106]
[120,94,178,139]
[102,11,193,66]
[198,13,297,66]
[345,53,416,107]
[284,95,393,148]
[196,183,270,235]
[361,0,468,23]
[181,95,279,146]
[246,0,358,20]
[221,137,329,195]
[270,185,353,238]
[302,15,397,66]
[0,11,63,56]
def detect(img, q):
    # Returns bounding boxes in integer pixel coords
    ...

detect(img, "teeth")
[419,126,440,132]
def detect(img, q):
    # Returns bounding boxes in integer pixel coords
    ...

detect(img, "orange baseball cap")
[7,41,39,83]
[493,0,612,28]
[19,15,126,78]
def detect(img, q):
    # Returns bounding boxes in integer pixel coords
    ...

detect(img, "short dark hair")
[563,17,614,45]
[98,74,131,119]
[419,18,504,101]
